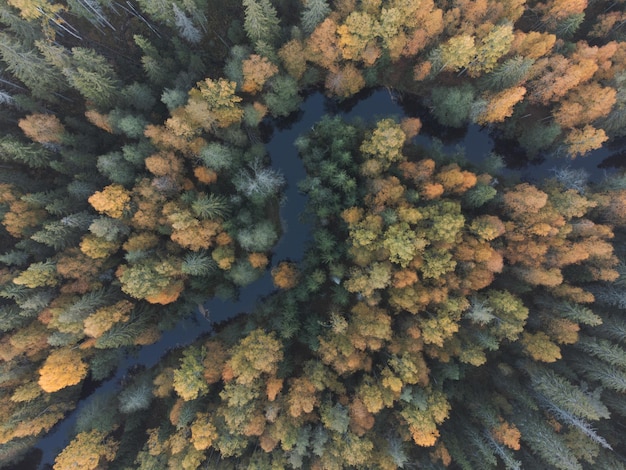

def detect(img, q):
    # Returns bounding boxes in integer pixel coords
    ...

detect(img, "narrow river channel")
[31,88,618,468]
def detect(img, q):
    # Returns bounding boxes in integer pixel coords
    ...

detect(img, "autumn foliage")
[38,348,88,393]
[271,261,299,289]
[2,0,626,468]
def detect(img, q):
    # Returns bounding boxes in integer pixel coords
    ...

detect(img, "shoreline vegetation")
[1,0,626,468]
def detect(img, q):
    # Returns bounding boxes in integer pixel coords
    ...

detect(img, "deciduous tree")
[271,261,299,289]
[241,54,278,94]
[18,113,65,144]
[38,347,88,392]
[88,185,131,219]
[54,430,118,470]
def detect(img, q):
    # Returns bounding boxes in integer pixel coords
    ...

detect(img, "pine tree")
[74,394,119,434]
[29,222,76,250]
[191,193,229,220]
[234,159,285,203]
[134,35,175,86]
[0,136,51,168]
[119,378,153,414]
[481,56,534,91]
[0,33,65,100]
[97,152,137,186]
[63,47,120,108]
[529,366,610,421]
[242,0,281,47]
[301,0,330,34]
[181,251,216,276]
[172,3,202,44]
[430,84,476,128]
[263,74,302,117]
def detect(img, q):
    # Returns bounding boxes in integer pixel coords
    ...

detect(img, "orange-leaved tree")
[38,347,88,393]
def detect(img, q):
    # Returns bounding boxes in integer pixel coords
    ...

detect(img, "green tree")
[242,0,280,46]
[0,33,65,100]
[301,0,331,34]
[173,346,209,401]
[431,84,476,128]
[482,56,534,91]
[63,47,120,108]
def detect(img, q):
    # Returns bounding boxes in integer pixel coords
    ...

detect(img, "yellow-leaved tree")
[38,347,89,393]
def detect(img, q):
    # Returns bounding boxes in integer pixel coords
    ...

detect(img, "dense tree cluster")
[0,0,625,468]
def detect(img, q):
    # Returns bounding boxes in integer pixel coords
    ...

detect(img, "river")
[30,88,618,468]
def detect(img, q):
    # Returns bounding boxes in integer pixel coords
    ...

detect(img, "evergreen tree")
[301,0,330,34]
[242,0,281,47]
[63,47,120,108]
[173,3,202,44]
[0,33,65,100]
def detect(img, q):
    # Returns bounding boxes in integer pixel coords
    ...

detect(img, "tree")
[530,366,610,422]
[272,261,299,289]
[0,33,65,100]
[169,78,243,135]
[79,234,119,260]
[263,74,302,117]
[360,119,406,169]
[439,34,476,72]
[190,413,218,451]
[18,113,65,144]
[518,121,561,157]
[537,0,588,31]
[7,0,64,20]
[242,0,280,46]
[234,159,285,203]
[0,136,52,168]
[554,83,616,128]
[173,346,209,401]
[564,125,608,157]
[528,54,598,105]
[306,18,341,71]
[97,152,137,186]
[241,54,278,94]
[12,260,58,288]
[54,430,118,470]
[38,347,89,393]
[88,184,131,219]
[301,0,331,34]
[84,300,134,338]
[119,378,153,414]
[468,23,514,76]
[287,376,318,418]
[502,183,548,216]
[278,39,307,80]
[337,11,380,64]
[226,329,283,385]
[431,84,475,128]
[400,388,450,447]
[172,3,201,44]
[482,55,534,91]
[522,331,562,362]
[472,87,526,125]
[63,47,120,108]
[116,257,183,304]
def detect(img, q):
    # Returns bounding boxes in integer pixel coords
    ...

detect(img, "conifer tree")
[242,0,281,47]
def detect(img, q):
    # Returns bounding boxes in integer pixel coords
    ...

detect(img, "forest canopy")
[1,0,626,469]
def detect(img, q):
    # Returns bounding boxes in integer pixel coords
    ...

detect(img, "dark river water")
[30,89,620,468]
